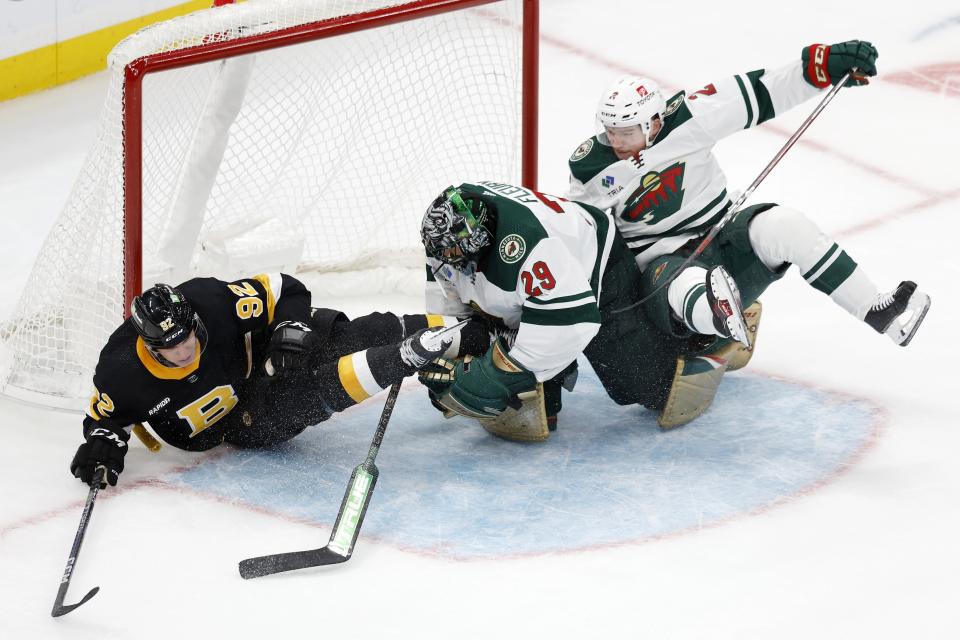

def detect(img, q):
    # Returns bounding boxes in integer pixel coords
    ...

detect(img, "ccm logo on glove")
[88,427,127,448]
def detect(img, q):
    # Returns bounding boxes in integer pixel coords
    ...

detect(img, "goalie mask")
[130,283,206,350]
[596,76,666,149]
[421,186,494,271]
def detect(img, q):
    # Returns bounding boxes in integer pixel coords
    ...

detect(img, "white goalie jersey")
[426,181,616,382]
[566,60,825,269]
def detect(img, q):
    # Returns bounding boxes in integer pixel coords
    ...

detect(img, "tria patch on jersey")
[570,138,594,162]
[499,234,526,264]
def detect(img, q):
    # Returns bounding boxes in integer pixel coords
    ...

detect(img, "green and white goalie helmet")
[421,186,494,272]
[596,75,666,147]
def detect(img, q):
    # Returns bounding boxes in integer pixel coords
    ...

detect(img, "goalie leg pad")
[658,355,728,430]
[477,384,550,442]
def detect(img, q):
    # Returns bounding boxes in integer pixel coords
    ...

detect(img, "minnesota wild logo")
[664,94,684,115]
[499,234,526,264]
[620,162,685,225]
[570,139,594,162]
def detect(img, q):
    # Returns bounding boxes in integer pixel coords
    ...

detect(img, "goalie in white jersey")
[567,39,930,351]
[419,181,737,437]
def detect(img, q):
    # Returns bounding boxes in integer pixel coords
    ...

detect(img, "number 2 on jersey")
[521,261,556,297]
[687,83,717,100]
[533,190,569,213]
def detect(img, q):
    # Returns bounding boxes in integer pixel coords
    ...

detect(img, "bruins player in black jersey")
[70,272,482,487]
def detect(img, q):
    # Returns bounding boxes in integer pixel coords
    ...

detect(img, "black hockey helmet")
[421,185,495,270]
[130,284,200,349]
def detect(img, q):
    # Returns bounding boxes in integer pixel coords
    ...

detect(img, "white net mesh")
[0,0,528,409]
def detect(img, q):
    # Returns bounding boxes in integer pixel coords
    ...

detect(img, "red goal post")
[1,0,539,409]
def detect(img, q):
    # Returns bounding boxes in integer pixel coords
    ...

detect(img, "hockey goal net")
[0,0,538,409]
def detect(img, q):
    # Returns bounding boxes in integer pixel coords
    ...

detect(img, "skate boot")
[864,281,931,346]
[705,265,751,348]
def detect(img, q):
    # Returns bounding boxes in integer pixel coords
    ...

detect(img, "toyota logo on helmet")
[596,75,666,147]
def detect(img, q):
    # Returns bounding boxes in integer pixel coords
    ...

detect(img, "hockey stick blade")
[51,586,100,617]
[238,464,380,579]
[239,548,347,579]
[238,383,399,580]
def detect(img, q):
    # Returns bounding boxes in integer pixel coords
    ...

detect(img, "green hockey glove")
[437,338,537,419]
[802,40,878,88]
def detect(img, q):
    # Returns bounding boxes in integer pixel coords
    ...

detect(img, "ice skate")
[705,265,751,348]
[864,281,931,347]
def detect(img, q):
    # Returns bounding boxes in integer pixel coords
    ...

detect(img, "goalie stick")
[238,381,402,579]
[52,467,106,617]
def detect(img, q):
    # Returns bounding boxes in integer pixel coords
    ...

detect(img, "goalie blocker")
[422,339,552,442]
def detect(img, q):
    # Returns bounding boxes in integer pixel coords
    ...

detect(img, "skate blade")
[724,316,751,348]
[709,268,751,349]
[886,292,931,346]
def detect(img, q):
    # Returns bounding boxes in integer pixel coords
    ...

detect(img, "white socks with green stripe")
[668,265,750,345]
[669,266,716,335]
[665,207,928,346]
[748,206,878,319]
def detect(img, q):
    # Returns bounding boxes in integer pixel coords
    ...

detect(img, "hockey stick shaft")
[51,467,105,617]
[238,382,402,579]
[363,380,400,467]
[611,70,852,315]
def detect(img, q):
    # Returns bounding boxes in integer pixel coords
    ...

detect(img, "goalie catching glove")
[427,337,537,419]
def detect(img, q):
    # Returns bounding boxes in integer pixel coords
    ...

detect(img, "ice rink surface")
[1,1,958,637]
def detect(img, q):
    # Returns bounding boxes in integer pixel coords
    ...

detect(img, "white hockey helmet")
[596,76,666,147]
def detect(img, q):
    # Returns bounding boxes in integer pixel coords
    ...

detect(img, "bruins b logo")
[176,385,239,437]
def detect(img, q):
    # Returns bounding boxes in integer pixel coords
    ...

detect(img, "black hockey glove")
[802,40,878,88]
[265,320,319,376]
[70,427,128,487]
[457,317,496,357]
